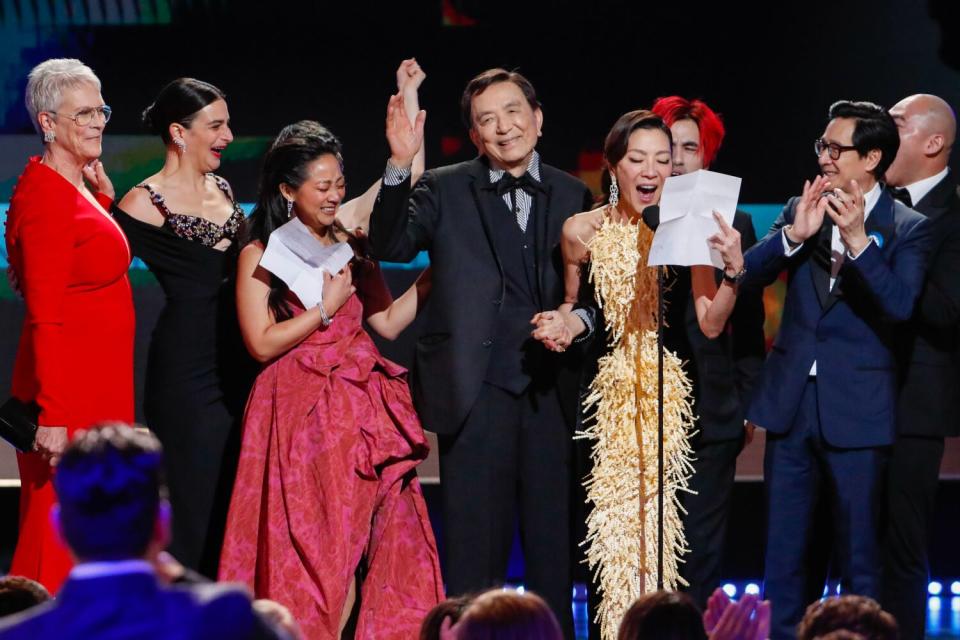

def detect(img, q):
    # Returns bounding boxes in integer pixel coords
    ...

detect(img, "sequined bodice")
[136,174,244,247]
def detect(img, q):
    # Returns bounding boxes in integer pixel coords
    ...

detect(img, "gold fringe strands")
[578,216,696,640]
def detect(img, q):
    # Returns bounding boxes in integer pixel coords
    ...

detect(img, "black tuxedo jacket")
[370,157,594,434]
[0,571,283,640]
[896,172,960,437]
[664,210,766,444]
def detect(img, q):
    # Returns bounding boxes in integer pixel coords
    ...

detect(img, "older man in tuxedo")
[370,69,593,637]
[740,101,930,640]
[0,426,287,640]
[881,93,960,640]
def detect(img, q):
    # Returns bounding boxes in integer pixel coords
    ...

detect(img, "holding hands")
[530,310,575,353]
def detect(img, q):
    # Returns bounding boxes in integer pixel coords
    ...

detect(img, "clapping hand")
[385,93,426,170]
[34,425,68,467]
[82,160,114,200]
[788,175,832,243]
[708,211,743,278]
[824,180,869,255]
[704,589,771,640]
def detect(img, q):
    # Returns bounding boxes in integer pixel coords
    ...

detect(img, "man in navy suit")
[0,425,286,640]
[740,101,930,640]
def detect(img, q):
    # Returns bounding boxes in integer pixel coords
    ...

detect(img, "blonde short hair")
[25,58,101,134]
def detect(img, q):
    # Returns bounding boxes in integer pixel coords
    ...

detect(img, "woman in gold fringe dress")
[533,110,746,639]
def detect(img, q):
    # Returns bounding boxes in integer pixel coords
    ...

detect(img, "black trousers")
[882,434,944,640]
[438,382,573,638]
[680,436,744,610]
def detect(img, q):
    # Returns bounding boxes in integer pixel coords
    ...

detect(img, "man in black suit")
[370,68,593,637]
[882,93,960,640]
[651,96,767,610]
[0,425,286,640]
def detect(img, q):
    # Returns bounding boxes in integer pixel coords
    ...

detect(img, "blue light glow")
[745,583,760,595]
[722,584,737,598]
[929,581,943,596]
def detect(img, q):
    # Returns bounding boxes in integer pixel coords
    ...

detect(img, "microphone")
[641,205,660,231]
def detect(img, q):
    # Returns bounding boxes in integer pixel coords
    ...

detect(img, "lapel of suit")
[819,189,897,314]
[532,173,553,310]
[467,158,506,285]
[914,172,956,220]
[809,219,833,309]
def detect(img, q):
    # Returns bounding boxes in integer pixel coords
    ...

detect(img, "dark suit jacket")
[741,189,930,448]
[0,571,284,640]
[896,172,960,437]
[369,157,594,434]
[664,210,766,445]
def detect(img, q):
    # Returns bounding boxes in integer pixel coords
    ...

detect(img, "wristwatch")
[722,266,747,286]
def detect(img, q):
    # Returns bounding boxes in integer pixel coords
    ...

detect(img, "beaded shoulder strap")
[135,183,173,218]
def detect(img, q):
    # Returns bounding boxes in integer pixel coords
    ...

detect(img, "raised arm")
[361,265,432,340]
[235,243,355,362]
[338,58,427,234]
[692,211,745,339]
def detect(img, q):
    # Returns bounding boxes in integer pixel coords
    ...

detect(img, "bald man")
[883,93,960,640]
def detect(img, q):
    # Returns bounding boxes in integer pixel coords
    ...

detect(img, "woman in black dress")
[113,77,254,577]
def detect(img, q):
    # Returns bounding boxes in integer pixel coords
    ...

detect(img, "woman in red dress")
[5,59,134,592]
[219,122,441,639]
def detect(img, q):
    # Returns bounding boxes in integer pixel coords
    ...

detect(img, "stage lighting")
[950,581,960,596]
[722,583,737,598]
[745,583,760,595]
[929,596,942,611]
[929,581,943,596]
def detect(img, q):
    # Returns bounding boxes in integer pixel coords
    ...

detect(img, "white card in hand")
[647,169,742,268]
[258,216,355,308]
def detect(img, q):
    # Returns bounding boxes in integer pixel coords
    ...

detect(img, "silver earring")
[43,130,55,143]
[286,199,294,218]
[609,171,619,206]
[174,138,186,154]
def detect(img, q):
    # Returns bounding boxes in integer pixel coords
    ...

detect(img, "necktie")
[496,173,540,231]
[813,219,834,279]
[890,186,912,207]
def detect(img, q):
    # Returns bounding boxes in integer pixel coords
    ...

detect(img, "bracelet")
[722,266,747,286]
[317,300,332,327]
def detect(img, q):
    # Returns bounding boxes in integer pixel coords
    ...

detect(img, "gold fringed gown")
[579,215,696,639]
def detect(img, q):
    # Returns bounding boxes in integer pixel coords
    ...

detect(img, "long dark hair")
[245,124,350,321]
[142,77,225,143]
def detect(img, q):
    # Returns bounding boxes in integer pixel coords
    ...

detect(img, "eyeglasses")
[49,105,113,127]
[814,138,857,161]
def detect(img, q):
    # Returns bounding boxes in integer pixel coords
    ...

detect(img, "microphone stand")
[642,206,666,591]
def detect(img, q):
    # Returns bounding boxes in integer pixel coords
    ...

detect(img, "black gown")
[112,176,256,577]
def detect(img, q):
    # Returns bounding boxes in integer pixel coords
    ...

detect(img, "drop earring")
[286,199,294,218]
[174,138,186,154]
[609,171,619,207]
[43,130,55,143]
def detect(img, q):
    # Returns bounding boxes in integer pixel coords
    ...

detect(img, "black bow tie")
[495,172,541,196]
[889,186,913,207]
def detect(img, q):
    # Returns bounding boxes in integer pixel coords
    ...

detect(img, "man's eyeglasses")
[814,138,857,161]
[49,105,113,127]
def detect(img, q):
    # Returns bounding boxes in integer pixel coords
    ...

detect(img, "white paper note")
[647,169,742,268]
[258,216,354,308]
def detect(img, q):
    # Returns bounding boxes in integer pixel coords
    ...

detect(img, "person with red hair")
[650,96,767,611]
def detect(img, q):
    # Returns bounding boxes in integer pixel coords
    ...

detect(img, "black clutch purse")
[0,397,39,452]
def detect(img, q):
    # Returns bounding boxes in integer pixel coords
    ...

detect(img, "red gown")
[219,292,444,639]
[5,157,135,592]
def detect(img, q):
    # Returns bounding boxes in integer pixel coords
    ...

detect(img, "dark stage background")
[1,0,960,590]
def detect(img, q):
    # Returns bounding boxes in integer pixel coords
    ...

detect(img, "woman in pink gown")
[219,121,442,639]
